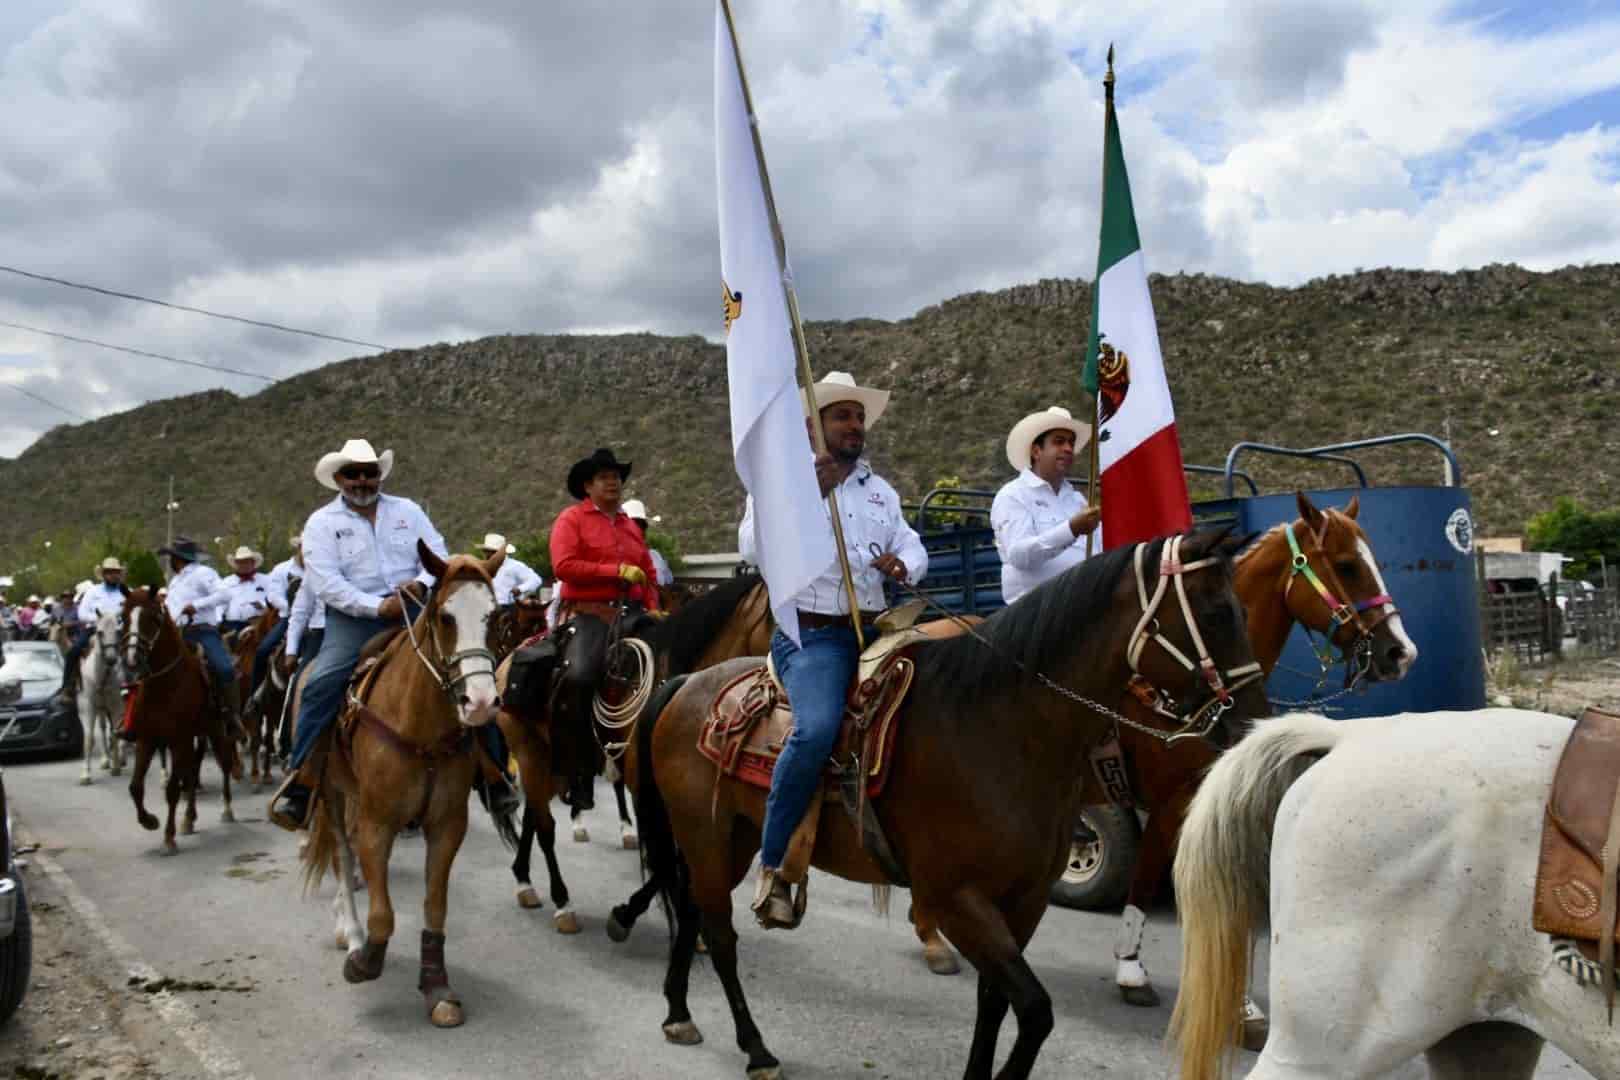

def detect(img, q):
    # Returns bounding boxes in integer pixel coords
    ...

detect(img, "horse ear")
[417,539,449,582]
[1184,524,1236,561]
[1224,530,1263,559]
[1343,493,1360,520]
[484,547,507,578]
[1296,490,1326,542]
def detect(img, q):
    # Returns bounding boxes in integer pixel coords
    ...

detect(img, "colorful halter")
[1283,521,1395,668]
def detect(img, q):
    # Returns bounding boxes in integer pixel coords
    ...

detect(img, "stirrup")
[268,773,315,832]
[750,867,804,930]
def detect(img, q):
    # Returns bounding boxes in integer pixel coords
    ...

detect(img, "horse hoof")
[109,766,122,777]
[620,828,639,850]
[344,944,386,983]
[554,908,581,935]
[1241,1015,1269,1053]
[605,914,630,943]
[335,931,349,951]
[516,887,543,910]
[161,840,179,856]
[746,1064,783,1080]
[572,824,589,843]
[428,1000,464,1028]
[1119,984,1161,1008]
[662,1020,703,1046]
[221,808,235,823]
[180,822,196,836]
[923,943,960,976]
[695,936,708,955]
[79,775,92,786]
[138,813,160,832]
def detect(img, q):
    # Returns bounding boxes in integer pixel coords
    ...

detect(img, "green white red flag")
[1081,86,1192,549]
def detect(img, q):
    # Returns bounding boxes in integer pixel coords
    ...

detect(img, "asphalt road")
[4,753,1596,1079]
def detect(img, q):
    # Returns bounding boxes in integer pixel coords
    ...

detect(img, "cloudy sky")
[1,0,1617,456]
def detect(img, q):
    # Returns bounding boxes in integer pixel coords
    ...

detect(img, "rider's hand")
[181,604,198,617]
[377,595,404,621]
[1069,506,1102,538]
[813,452,841,498]
[277,652,296,676]
[871,553,908,582]
[618,564,648,586]
[401,581,428,603]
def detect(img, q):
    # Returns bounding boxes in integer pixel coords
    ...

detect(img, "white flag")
[716,2,833,645]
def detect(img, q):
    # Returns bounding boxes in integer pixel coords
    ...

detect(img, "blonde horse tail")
[1169,713,1344,1080]
[301,797,338,896]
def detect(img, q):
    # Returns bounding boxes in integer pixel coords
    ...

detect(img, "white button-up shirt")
[739,459,928,615]
[284,572,326,656]
[990,469,1099,604]
[649,548,675,588]
[165,562,229,627]
[77,583,126,623]
[491,556,544,604]
[266,558,303,616]
[300,493,448,620]
[219,572,276,622]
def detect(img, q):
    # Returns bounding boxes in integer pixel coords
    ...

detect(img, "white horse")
[78,608,125,784]
[1171,708,1620,1080]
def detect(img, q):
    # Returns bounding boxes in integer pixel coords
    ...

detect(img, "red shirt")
[550,500,661,608]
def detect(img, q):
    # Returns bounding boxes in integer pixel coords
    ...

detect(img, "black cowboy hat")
[155,535,209,563]
[567,447,632,500]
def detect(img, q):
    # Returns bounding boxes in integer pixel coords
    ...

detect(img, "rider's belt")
[795,610,882,631]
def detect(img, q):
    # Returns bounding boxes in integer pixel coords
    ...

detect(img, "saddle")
[1534,706,1620,1004]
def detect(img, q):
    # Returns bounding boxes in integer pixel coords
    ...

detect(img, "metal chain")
[1267,639,1373,711]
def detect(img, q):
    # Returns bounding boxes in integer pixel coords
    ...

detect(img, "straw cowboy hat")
[74,580,94,600]
[476,533,516,555]
[567,448,632,500]
[230,546,261,565]
[314,438,395,491]
[98,556,124,572]
[156,536,209,563]
[1005,406,1092,473]
[800,371,889,427]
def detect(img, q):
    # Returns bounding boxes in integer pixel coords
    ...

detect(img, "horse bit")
[393,585,499,706]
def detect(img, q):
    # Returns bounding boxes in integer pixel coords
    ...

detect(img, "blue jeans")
[62,626,93,684]
[289,610,391,771]
[760,624,865,869]
[252,619,287,693]
[183,625,235,683]
[277,629,325,756]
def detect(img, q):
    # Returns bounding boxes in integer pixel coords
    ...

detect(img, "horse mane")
[912,537,1164,706]
[651,572,765,676]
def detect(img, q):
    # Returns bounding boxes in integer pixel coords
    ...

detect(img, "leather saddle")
[1534,706,1620,988]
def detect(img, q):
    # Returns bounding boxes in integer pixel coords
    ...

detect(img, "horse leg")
[1113,797,1178,1009]
[935,890,1053,1080]
[326,793,366,954]
[534,802,577,933]
[78,687,95,785]
[1422,1023,1543,1080]
[511,802,540,908]
[910,901,962,976]
[128,740,160,832]
[607,878,661,944]
[690,865,781,1079]
[105,701,123,775]
[570,801,588,843]
[163,742,192,853]
[212,726,235,823]
[344,817,397,984]
[615,777,638,849]
[420,801,469,1027]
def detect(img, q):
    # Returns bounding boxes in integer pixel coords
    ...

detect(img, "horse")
[76,607,125,785]
[228,605,281,788]
[119,588,237,853]
[1170,707,1620,1080]
[488,598,548,662]
[300,544,502,1028]
[632,529,1267,1079]
[1045,493,1419,1028]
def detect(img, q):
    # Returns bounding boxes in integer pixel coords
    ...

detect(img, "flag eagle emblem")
[1096,339,1131,426]
[722,280,743,333]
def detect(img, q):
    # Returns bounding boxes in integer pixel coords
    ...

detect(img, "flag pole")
[1085,45,1114,561]
[720,0,866,648]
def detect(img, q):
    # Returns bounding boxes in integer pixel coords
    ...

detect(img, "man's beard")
[831,439,863,464]
[344,488,380,508]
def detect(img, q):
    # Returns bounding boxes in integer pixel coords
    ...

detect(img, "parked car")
[0,643,83,759]
[0,704,31,1023]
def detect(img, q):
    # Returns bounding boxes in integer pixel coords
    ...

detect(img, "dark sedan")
[0,644,82,759]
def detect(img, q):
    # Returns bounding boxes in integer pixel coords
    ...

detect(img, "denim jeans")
[277,629,325,755]
[760,623,866,869]
[289,610,391,771]
[182,625,235,683]
[61,626,94,684]
[251,619,287,693]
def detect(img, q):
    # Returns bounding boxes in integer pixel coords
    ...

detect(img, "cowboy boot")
[750,865,798,930]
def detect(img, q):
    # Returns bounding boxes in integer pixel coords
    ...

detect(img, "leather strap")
[1601,778,1620,1020]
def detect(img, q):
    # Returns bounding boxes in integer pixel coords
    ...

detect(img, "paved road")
[5,754,1595,1079]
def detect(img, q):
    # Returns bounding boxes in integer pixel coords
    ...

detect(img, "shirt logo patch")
[335,528,353,539]
[867,493,884,506]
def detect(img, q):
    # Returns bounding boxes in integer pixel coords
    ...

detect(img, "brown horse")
[301,543,502,1028]
[228,605,281,787]
[631,529,1267,1079]
[488,598,548,662]
[119,588,237,854]
[1043,493,1417,1035]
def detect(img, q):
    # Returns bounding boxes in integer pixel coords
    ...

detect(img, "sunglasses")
[337,465,381,481]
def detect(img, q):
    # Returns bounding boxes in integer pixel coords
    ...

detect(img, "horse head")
[93,606,122,670]
[415,539,501,726]
[1284,491,1418,683]
[119,587,174,683]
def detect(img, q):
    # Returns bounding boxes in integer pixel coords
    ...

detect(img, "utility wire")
[0,320,278,383]
[5,383,92,423]
[0,264,394,352]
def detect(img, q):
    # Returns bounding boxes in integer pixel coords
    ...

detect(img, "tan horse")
[301,544,502,1028]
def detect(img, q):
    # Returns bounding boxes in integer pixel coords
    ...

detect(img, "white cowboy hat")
[800,371,889,428]
[230,546,261,564]
[476,532,516,555]
[314,438,395,491]
[74,580,94,599]
[1005,405,1093,473]
[26,594,39,603]
[98,556,124,572]
[288,534,302,548]
[621,500,648,521]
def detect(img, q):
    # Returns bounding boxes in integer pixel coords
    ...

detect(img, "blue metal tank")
[1218,435,1486,717]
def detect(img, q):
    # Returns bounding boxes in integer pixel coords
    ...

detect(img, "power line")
[5,383,92,422]
[0,263,394,352]
[0,320,278,383]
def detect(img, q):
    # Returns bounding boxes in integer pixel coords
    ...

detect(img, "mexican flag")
[1081,88,1192,550]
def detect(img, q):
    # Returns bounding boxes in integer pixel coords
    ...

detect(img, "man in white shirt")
[275,565,325,762]
[477,533,544,604]
[62,557,128,696]
[159,536,240,730]
[250,536,304,704]
[218,546,274,637]
[623,501,675,587]
[272,438,451,830]
[990,406,1102,605]
[738,371,928,929]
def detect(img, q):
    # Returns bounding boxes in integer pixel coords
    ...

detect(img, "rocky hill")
[2,262,1616,576]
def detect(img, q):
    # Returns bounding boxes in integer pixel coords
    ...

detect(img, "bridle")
[396,580,499,707]
[1120,534,1266,744]
[118,603,183,687]
[1281,521,1397,685]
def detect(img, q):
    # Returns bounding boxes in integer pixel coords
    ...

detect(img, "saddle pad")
[1535,706,1620,943]
[696,654,914,800]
